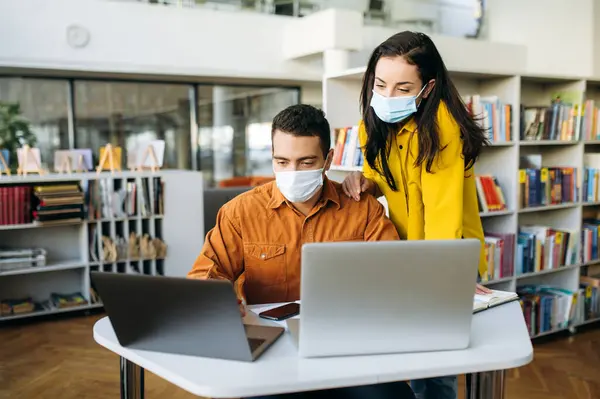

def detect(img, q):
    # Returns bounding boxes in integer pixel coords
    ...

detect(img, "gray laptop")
[287,239,481,358]
[91,272,284,362]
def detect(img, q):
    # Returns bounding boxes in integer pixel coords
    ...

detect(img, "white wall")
[1,0,598,83]
[360,26,528,75]
[486,0,594,77]
[595,1,600,78]
[0,0,320,82]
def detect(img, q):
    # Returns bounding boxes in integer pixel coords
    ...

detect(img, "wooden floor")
[1,311,600,399]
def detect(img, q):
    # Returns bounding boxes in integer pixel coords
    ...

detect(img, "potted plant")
[0,102,37,171]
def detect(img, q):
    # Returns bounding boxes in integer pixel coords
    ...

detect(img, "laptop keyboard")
[247,338,265,352]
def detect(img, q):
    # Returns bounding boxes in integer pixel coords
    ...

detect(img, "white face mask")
[275,168,324,203]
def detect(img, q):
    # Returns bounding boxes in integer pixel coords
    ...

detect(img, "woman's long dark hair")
[360,31,489,191]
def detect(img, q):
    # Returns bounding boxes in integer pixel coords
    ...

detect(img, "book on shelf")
[579,275,600,321]
[473,289,518,313]
[0,292,89,317]
[85,176,164,220]
[518,284,580,337]
[582,99,600,141]
[332,126,363,168]
[475,175,507,213]
[32,183,84,225]
[582,154,600,203]
[517,225,579,275]
[50,292,88,309]
[581,219,600,263]
[463,94,512,143]
[520,95,583,141]
[483,232,515,281]
[518,155,578,208]
[0,185,33,225]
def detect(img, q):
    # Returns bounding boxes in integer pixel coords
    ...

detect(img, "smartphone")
[258,302,300,321]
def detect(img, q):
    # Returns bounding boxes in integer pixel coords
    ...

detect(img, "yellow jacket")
[359,102,488,279]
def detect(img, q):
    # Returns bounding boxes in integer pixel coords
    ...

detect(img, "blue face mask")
[370,85,427,124]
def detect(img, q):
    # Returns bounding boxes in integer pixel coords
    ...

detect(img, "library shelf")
[516,263,581,279]
[487,142,516,147]
[0,303,104,322]
[0,170,205,322]
[0,221,83,231]
[324,66,600,341]
[329,165,362,172]
[479,210,514,218]
[582,201,600,207]
[0,261,87,277]
[481,275,514,285]
[531,326,570,339]
[519,140,579,146]
[577,317,600,327]
[518,203,579,213]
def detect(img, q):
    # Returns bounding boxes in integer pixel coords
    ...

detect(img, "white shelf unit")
[324,68,600,338]
[0,170,204,322]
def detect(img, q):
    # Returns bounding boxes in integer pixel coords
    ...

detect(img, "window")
[0,78,70,169]
[197,85,299,186]
[74,81,192,169]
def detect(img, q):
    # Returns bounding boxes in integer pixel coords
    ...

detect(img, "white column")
[323,48,351,76]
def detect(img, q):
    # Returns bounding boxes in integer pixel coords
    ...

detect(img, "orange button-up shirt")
[188,178,400,304]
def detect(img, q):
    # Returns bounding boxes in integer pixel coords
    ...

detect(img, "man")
[188,104,414,399]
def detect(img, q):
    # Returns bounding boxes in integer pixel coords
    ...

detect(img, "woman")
[342,31,491,399]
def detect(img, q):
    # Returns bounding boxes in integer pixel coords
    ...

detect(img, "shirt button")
[399,145,403,149]
[260,253,266,259]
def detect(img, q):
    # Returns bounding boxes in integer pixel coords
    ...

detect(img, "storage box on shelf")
[0,170,204,321]
[323,67,600,338]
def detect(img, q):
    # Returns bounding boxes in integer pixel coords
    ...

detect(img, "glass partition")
[0,78,70,169]
[74,81,192,169]
[197,85,299,187]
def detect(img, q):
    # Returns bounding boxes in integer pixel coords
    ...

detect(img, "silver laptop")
[91,272,284,362]
[287,239,481,358]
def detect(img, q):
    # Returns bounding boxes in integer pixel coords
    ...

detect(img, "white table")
[93,301,533,399]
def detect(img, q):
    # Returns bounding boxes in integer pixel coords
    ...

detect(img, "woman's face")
[373,56,425,99]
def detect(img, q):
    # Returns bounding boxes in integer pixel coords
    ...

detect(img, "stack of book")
[475,175,507,213]
[32,183,84,225]
[518,284,580,337]
[0,185,33,225]
[517,225,579,274]
[50,292,88,309]
[332,126,363,169]
[0,297,36,316]
[464,95,512,143]
[483,232,515,281]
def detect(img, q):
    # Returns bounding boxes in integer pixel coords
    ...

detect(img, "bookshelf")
[324,67,600,339]
[0,170,204,321]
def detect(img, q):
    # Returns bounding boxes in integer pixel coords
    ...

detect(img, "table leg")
[465,370,505,399]
[120,357,144,399]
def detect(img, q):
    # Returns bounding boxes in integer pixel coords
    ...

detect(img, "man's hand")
[475,284,492,295]
[237,298,247,317]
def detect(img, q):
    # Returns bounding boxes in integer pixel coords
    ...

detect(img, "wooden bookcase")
[0,170,204,322]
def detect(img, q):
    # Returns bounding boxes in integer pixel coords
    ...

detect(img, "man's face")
[272,130,332,173]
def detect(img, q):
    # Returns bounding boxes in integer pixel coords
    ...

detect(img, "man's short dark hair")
[271,104,331,157]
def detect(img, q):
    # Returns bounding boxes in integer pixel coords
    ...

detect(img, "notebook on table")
[473,289,519,313]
